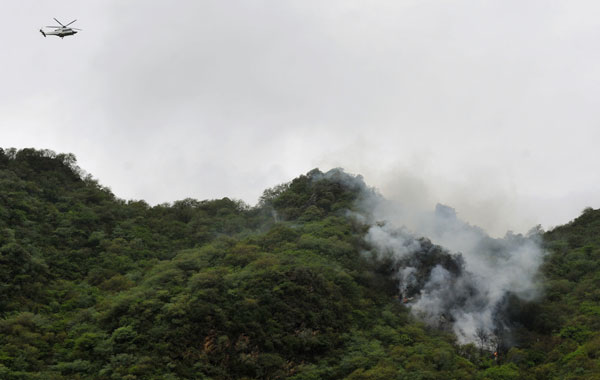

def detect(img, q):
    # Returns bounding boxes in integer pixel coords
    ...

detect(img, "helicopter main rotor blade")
[65,19,77,26]
[45,26,62,28]
[53,18,65,27]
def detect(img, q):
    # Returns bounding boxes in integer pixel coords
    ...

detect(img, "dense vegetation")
[0,148,599,379]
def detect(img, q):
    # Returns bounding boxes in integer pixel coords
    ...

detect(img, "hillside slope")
[0,148,599,379]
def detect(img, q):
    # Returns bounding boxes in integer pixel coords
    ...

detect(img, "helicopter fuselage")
[40,27,78,38]
[40,19,80,39]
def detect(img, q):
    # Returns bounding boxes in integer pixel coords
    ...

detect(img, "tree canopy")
[0,148,599,379]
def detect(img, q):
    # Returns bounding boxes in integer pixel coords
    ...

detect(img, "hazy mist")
[2,1,600,235]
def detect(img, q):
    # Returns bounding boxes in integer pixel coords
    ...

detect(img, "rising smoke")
[323,169,546,347]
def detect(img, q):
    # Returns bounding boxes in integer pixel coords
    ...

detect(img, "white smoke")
[324,168,546,346]
[368,201,544,345]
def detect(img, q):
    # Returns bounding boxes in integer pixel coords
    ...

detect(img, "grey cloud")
[1,1,599,231]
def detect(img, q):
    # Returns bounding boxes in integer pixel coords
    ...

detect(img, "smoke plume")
[324,169,546,346]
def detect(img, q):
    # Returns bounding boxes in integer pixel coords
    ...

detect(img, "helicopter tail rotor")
[39,29,46,37]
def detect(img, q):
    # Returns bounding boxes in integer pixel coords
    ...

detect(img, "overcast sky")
[2,1,599,236]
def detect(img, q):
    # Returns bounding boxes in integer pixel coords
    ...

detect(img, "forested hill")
[1,148,599,380]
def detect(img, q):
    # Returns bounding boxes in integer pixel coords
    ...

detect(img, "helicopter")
[40,18,81,38]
